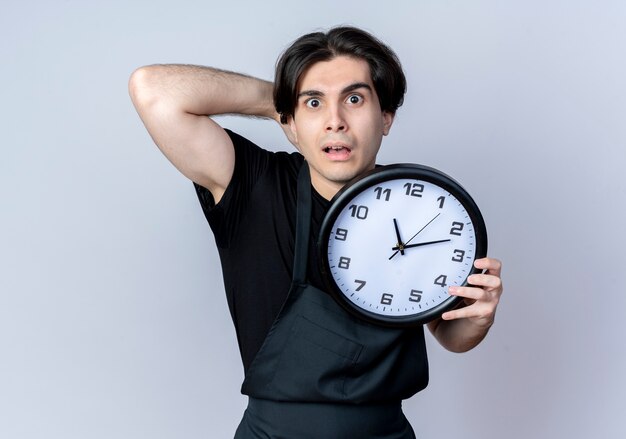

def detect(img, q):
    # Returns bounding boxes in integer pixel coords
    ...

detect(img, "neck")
[310,174,342,201]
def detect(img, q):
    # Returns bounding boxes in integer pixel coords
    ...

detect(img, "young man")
[129,26,502,438]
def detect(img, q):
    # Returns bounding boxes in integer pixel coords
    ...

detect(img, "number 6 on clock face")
[318,164,488,327]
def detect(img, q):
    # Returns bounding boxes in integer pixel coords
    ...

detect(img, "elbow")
[128,65,162,110]
[444,343,475,354]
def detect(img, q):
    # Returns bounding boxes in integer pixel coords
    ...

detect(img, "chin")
[324,166,364,186]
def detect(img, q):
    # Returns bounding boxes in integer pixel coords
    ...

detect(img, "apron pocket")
[269,314,363,401]
[296,315,362,361]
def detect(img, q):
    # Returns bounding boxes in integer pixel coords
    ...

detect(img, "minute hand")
[392,239,451,251]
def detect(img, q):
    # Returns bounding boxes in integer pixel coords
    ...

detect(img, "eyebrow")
[297,82,373,99]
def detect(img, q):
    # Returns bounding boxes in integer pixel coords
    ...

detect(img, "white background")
[2,1,625,438]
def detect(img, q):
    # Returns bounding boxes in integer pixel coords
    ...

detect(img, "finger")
[442,303,479,321]
[467,274,502,290]
[441,307,469,321]
[441,301,494,323]
[449,285,485,301]
[474,257,502,277]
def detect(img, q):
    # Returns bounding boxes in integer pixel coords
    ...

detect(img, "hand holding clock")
[428,257,503,352]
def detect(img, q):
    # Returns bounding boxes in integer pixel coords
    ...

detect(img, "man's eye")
[347,94,362,104]
[306,99,321,108]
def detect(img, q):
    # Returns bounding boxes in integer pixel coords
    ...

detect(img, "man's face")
[288,55,394,200]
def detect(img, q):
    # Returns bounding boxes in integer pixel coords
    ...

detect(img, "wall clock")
[318,164,488,327]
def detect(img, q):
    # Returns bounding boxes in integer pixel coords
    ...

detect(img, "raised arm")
[128,64,279,202]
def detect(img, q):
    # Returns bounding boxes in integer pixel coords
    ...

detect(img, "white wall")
[1,1,624,437]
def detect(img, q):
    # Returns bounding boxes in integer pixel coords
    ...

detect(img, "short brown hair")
[274,26,406,124]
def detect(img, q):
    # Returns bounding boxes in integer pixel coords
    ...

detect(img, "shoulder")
[193,129,303,241]
[225,129,304,186]
[226,129,302,169]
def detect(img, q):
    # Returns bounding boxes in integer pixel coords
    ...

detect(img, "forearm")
[129,64,277,120]
[428,316,492,353]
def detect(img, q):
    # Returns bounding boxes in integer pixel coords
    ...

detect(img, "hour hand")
[393,218,405,255]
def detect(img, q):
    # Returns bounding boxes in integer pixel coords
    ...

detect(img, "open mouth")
[323,143,352,156]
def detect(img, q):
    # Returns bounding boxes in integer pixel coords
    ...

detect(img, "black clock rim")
[317,163,488,328]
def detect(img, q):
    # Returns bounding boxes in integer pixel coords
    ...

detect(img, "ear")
[382,111,395,136]
[288,116,300,148]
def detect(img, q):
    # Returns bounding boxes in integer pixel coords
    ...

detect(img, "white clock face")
[324,177,479,320]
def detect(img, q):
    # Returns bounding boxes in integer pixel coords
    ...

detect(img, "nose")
[325,104,346,132]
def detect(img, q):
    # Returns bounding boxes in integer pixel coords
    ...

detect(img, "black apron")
[235,164,429,438]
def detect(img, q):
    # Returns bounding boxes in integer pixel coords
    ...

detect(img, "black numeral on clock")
[409,289,422,303]
[335,228,348,241]
[434,274,448,287]
[437,196,446,208]
[450,221,464,236]
[404,182,424,197]
[452,249,465,262]
[348,204,369,219]
[338,257,351,269]
[354,279,366,291]
[380,293,393,305]
[374,187,391,201]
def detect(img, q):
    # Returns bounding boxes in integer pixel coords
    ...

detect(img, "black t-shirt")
[194,130,331,373]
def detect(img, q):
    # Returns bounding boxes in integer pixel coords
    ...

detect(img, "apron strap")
[292,163,312,285]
